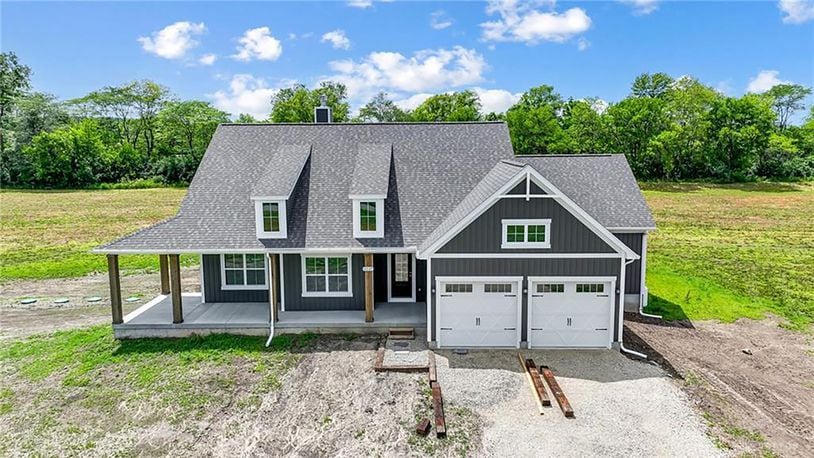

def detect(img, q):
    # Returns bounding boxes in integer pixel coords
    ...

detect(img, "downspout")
[619,257,647,359]
[638,233,662,319]
[265,253,275,348]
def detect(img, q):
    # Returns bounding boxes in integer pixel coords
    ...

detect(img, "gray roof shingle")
[250,143,311,198]
[349,143,391,198]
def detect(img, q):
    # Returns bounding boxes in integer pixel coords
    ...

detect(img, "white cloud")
[577,37,590,51]
[430,10,453,30]
[321,30,351,50]
[394,93,435,110]
[347,0,373,8]
[209,74,280,119]
[715,80,734,96]
[138,21,206,59]
[620,0,659,16]
[198,53,217,65]
[747,70,790,93]
[779,0,814,23]
[481,0,591,44]
[233,27,283,62]
[328,46,488,101]
[473,87,521,113]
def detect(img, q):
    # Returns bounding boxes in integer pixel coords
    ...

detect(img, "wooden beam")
[541,365,574,418]
[269,254,279,322]
[518,353,544,415]
[169,254,183,324]
[428,351,437,384]
[416,418,431,436]
[107,254,123,325]
[159,254,170,294]
[431,381,446,437]
[525,359,551,407]
[364,253,374,322]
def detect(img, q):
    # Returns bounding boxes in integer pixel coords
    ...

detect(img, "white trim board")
[96,246,419,255]
[430,252,622,259]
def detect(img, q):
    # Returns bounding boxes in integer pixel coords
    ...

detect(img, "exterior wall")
[613,232,643,294]
[282,253,365,311]
[438,197,615,254]
[429,257,622,343]
[202,254,269,303]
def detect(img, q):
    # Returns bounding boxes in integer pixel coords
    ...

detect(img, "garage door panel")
[529,279,613,348]
[437,279,519,348]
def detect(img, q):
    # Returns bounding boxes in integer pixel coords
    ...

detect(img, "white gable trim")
[418,166,639,260]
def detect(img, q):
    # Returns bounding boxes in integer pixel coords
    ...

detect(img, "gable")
[437,196,615,254]
[506,180,546,195]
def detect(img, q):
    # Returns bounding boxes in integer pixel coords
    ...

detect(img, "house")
[96,106,655,350]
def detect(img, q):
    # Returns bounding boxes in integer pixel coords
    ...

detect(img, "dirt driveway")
[435,348,722,457]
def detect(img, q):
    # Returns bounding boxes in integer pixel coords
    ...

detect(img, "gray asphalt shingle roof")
[98,122,655,254]
[250,143,311,198]
[349,143,391,198]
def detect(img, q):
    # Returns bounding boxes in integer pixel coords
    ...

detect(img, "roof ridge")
[220,121,506,126]
[499,159,526,167]
[514,153,615,158]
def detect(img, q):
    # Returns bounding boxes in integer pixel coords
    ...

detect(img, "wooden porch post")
[364,254,374,322]
[269,254,279,322]
[107,254,123,324]
[159,254,170,294]
[169,254,183,324]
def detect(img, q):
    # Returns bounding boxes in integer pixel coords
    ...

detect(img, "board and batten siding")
[282,253,365,311]
[438,197,615,254]
[430,258,622,344]
[613,232,643,294]
[202,254,269,302]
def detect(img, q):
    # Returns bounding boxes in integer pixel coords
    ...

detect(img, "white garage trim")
[435,276,523,349]
[527,276,617,349]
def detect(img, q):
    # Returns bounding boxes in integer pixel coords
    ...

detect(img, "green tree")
[764,84,812,130]
[157,101,229,159]
[22,119,105,187]
[705,94,775,180]
[411,91,481,122]
[505,85,566,155]
[631,72,674,99]
[236,113,260,123]
[270,81,350,123]
[0,52,32,155]
[604,96,669,178]
[559,99,607,153]
[358,92,410,122]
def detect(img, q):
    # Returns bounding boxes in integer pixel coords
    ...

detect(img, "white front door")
[528,278,615,348]
[437,278,522,348]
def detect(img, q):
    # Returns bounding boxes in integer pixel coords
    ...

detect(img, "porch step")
[388,327,415,340]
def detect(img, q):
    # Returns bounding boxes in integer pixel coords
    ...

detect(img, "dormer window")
[255,200,287,238]
[352,198,384,238]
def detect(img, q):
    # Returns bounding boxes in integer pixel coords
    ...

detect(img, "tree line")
[2,51,812,188]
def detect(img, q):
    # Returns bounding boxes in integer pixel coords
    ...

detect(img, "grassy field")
[642,182,814,330]
[0,188,191,282]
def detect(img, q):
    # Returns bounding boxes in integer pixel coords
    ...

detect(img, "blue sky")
[3,0,813,118]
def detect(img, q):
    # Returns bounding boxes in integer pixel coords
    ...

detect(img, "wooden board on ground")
[525,358,552,407]
[541,365,574,418]
[431,381,447,438]
[428,351,437,383]
[517,353,544,415]
[416,418,431,436]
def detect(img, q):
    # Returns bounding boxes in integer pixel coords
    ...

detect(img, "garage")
[436,277,522,348]
[528,277,616,348]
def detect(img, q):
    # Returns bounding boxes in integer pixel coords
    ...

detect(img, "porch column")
[159,254,170,294]
[364,254,374,322]
[269,253,279,322]
[169,254,183,324]
[107,254,123,324]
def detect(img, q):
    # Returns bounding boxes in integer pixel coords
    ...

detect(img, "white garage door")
[437,278,521,348]
[529,277,615,348]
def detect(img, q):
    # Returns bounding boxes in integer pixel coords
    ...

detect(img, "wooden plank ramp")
[525,359,552,407]
[431,381,447,438]
[517,353,544,415]
[540,365,574,418]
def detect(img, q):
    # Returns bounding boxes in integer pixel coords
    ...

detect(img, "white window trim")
[501,219,552,249]
[220,253,269,290]
[352,199,384,238]
[300,254,353,298]
[255,200,287,239]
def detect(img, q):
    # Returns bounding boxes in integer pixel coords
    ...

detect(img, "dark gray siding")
[202,254,269,303]
[507,181,546,195]
[439,197,615,254]
[430,257,622,343]
[282,254,365,311]
[613,233,643,294]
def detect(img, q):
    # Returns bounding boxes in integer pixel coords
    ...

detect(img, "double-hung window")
[262,203,280,232]
[221,254,267,289]
[359,201,377,232]
[352,198,384,238]
[302,255,352,297]
[254,200,287,238]
[501,219,552,249]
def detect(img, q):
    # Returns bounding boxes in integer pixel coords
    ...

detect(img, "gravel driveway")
[435,349,723,457]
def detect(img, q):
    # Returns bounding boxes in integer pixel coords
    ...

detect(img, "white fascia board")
[348,194,387,200]
[96,246,419,255]
[607,227,657,233]
[251,195,290,201]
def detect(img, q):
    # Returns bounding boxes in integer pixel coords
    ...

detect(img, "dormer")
[250,144,311,239]
[349,143,392,239]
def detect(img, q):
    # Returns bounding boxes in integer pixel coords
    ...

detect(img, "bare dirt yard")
[626,314,814,457]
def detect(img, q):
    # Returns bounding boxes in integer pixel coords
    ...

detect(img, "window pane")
[360,202,376,232]
[327,257,348,274]
[539,283,564,293]
[485,283,512,293]
[246,254,265,268]
[224,254,243,268]
[445,283,472,293]
[263,202,280,232]
[305,257,325,275]
[244,269,264,285]
[527,225,547,242]
[225,269,244,285]
[506,225,525,243]
[306,276,326,292]
[328,276,348,292]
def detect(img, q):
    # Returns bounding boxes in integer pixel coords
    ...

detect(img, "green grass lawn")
[641,182,814,330]
[0,188,192,282]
